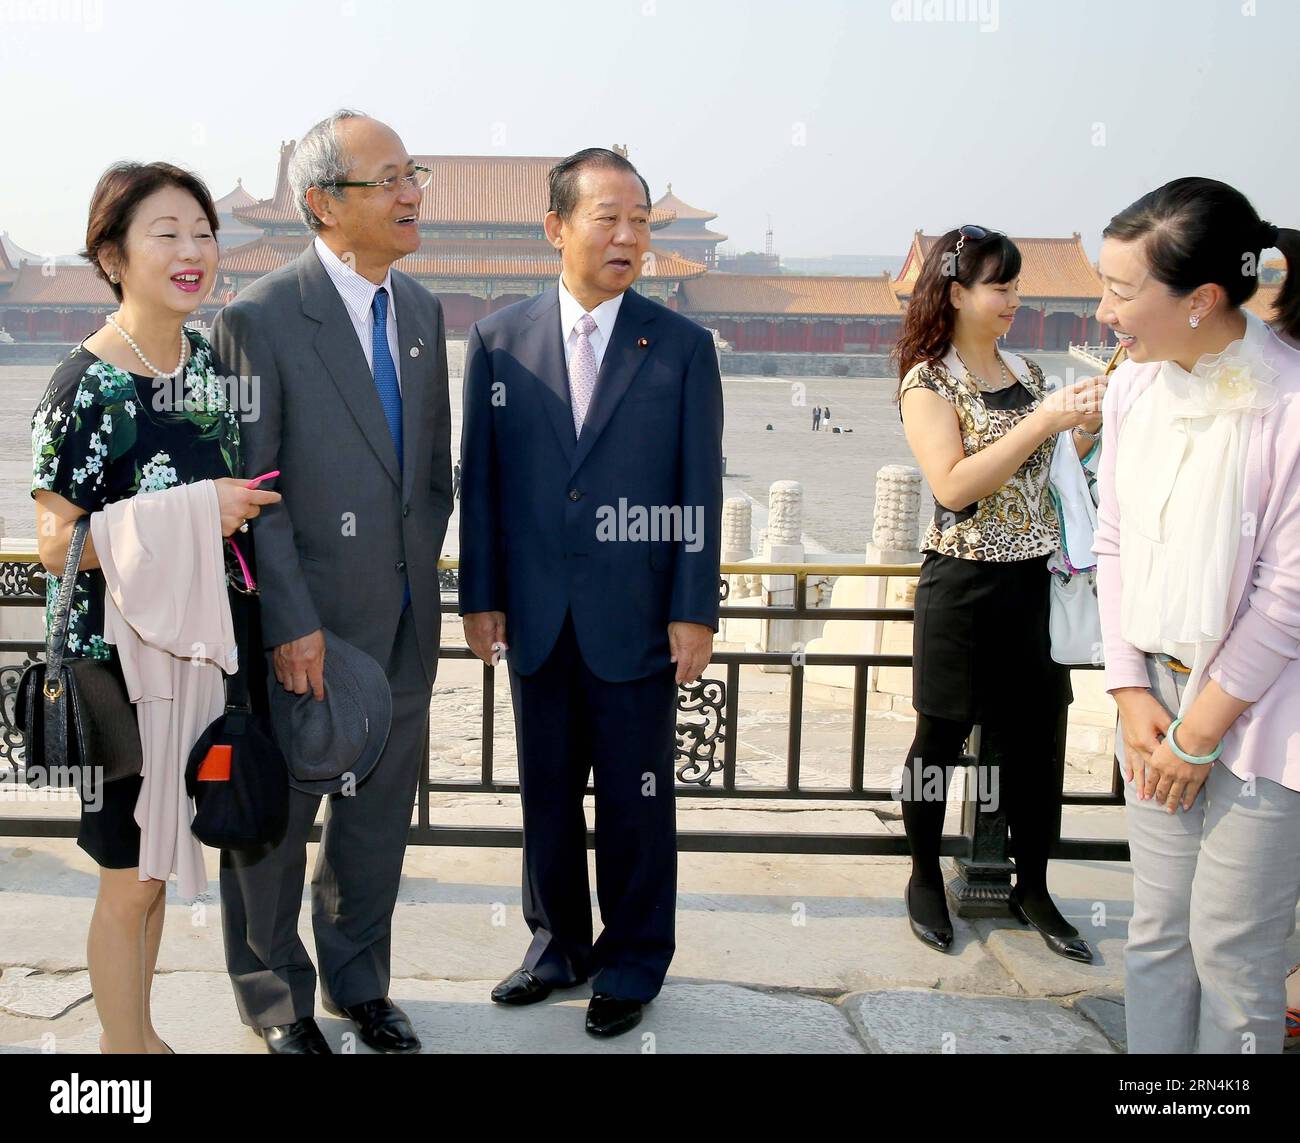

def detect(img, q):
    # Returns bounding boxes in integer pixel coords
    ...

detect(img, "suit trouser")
[508,609,679,1003]
[1120,654,1300,1054]
[218,608,432,1028]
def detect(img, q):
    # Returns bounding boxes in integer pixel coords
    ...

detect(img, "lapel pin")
[410,346,420,358]
[637,337,649,348]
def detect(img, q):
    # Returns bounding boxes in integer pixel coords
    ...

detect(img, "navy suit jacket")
[458,284,724,681]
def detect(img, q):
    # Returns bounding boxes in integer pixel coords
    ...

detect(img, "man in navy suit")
[458,148,723,1038]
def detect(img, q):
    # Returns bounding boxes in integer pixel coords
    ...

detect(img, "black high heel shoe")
[905,881,953,953]
[1008,888,1094,964]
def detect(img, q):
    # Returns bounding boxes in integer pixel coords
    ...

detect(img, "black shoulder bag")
[14,515,143,789]
[185,584,289,850]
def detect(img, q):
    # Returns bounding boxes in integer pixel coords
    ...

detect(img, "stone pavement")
[8,651,1290,1055]
[0,817,1184,1056]
[2,822,1298,1054]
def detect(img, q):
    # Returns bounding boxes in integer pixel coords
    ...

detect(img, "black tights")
[900,710,1075,936]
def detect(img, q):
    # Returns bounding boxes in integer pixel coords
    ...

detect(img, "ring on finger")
[239,518,249,533]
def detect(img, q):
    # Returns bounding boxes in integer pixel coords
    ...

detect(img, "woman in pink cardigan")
[1091,177,1300,1054]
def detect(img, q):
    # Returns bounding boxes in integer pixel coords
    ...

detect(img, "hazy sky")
[1,0,1295,260]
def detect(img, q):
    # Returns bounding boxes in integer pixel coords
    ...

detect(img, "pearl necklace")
[106,314,188,380]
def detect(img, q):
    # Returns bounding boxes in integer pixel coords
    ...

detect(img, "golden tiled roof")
[679,273,902,318]
[213,179,259,213]
[657,226,729,243]
[895,232,1103,300]
[2,263,114,305]
[219,235,706,280]
[653,186,718,222]
[234,152,676,230]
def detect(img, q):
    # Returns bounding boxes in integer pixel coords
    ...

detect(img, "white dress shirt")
[558,275,623,375]
[313,235,402,392]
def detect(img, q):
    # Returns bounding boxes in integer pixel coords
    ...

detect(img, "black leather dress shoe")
[255,1017,332,1055]
[905,881,953,953]
[585,994,643,1038]
[491,968,553,1006]
[1009,889,1095,964]
[334,997,422,1054]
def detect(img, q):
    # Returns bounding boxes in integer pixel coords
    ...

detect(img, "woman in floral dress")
[30,161,277,1053]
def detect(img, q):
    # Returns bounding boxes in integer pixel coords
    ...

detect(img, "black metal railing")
[0,551,1126,914]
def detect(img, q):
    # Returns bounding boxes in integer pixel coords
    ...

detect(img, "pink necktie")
[569,313,598,437]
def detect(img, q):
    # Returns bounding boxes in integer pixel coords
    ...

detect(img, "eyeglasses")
[225,537,258,596]
[320,165,432,194]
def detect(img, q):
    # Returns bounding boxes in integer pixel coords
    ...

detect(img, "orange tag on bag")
[197,744,232,781]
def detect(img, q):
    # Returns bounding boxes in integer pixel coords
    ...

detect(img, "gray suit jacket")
[212,245,453,683]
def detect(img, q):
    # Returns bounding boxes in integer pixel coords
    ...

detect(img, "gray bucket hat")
[268,630,392,795]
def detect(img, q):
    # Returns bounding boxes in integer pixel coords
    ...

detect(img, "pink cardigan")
[1092,328,1300,793]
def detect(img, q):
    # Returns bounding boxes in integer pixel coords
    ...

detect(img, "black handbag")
[14,515,143,791]
[185,590,289,850]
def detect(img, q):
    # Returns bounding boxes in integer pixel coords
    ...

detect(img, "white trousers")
[1120,655,1300,1054]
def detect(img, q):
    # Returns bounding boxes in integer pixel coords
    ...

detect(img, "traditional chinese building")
[213,178,262,249]
[218,144,707,332]
[649,185,727,269]
[0,152,1287,352]
[678,273,902,352]
[892,231,1108,351]
[0,262,116,343]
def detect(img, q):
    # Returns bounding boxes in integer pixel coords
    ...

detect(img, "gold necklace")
[953,347,1011,393]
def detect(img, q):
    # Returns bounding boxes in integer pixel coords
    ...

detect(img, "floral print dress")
[30,327,240,663]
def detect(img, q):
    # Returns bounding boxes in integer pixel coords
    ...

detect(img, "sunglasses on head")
[953,224,1005,260]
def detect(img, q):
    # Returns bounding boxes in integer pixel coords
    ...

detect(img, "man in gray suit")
[212,110,452,1055]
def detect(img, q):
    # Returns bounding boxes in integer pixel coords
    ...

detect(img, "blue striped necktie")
[371,287,403,470]
[371,286,409,610]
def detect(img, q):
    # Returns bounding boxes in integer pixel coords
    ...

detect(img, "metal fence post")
[946,724,1014,918]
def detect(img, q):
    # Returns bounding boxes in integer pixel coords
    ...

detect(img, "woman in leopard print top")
[899,351,1063,561]
[891,225,1107,963]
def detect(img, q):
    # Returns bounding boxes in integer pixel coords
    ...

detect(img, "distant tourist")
[892,224,1105,961]
[821,404,832,430]
[812,405,821,431]
[30,162,278,1052]
[212,110,454,1055]
[458,147,723,1038]
[1091,178,1300,1054]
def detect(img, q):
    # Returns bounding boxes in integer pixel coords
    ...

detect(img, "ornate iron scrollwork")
[0,659,35,779]
[1,560,43,600]
[674,676,726,786]
[437,567,459,593]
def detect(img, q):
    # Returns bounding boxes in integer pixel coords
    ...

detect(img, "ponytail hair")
[892,227,1021,398]
[1103,177,1300,341]
[1272,226,1300,341]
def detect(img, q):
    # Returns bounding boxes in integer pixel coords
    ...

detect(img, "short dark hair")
[81,161,220,302]
[547,148,651,222]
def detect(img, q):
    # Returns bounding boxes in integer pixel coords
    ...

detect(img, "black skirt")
[912,550,1072,723]
[77,773,144,870]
